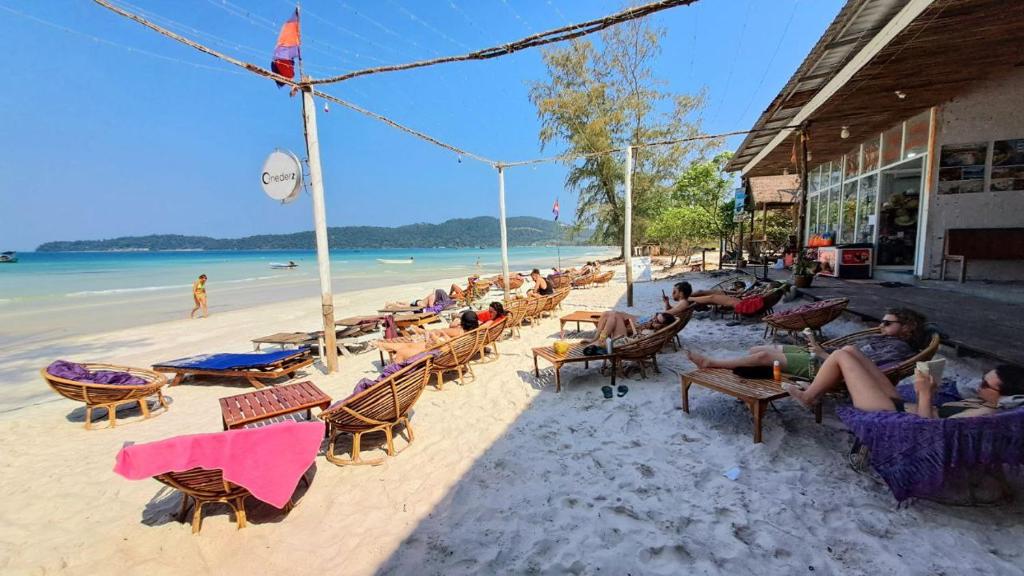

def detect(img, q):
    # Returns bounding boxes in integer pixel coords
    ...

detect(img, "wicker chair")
[478,316,510,361]
[428,327,487,390]
[571,274,595,289]
[318,356,432,465]
[155,468,252,534]
[591,270,615,286]
[521,296,547,326]
[550,275,573,290]
[613,317,684,379]
[763,297,849,338]
[42,363,168,429]
[823,327,942,383]
[503,299,530,338]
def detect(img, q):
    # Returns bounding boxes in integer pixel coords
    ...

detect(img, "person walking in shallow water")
[190,274,208,319]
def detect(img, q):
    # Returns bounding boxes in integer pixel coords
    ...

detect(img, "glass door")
[876,157,923,267]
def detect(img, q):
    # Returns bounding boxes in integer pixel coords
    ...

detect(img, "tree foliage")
[529,19,716,247]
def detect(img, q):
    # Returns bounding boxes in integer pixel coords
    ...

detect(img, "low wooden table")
[559,311,604,334]
[251,331,315,351]
[680,368,820,443]
[533,343,616,392]
[219,380,332,430]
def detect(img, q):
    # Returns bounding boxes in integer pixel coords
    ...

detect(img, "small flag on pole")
[552,198,560,221]
[271,9,300,87]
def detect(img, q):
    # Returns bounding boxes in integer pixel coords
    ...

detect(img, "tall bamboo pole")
[624,146,634,306]
[497,166,511,302]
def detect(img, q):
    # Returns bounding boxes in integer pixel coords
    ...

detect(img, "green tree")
[529,19,715,250]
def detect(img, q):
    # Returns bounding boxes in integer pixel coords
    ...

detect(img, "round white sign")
[261,150,303,203]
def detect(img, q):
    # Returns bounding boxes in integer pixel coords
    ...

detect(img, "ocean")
[0,246,615,344]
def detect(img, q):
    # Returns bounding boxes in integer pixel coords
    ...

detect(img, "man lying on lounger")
[582,282,692,345]
[687,307,927,378]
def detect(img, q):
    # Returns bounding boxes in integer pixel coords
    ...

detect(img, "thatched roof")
[747,175,800,206]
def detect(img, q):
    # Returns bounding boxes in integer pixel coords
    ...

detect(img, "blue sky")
[0,0,842,250]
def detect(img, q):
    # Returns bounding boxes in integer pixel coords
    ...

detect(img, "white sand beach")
[1,267,1020,575]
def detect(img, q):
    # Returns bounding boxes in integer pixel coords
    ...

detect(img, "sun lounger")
[532,317,681,392]
[42,361,169,429]
[591,270,615,286]
[251,331,316,351]
[153,349,314,389]
[821,328,941,383]
[763,297,849,338]
[479,316,509,361]
[319,355,432,465]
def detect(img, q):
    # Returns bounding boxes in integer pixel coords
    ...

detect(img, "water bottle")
[807,350,818,380]
[606,336,614,353]
[773,360,782,382]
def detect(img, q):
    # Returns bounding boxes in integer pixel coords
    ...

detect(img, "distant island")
[36,216,589,252]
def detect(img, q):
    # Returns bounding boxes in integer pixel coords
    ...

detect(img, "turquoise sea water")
[0,246,615,343]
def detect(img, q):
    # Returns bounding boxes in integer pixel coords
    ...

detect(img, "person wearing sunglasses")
[689,307,927,378]
[786,354,1024,419]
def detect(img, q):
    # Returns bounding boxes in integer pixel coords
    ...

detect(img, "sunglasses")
[980,380,1000,392]
[880,319,901,327]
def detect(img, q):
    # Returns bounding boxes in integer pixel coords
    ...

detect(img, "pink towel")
[113,421,325,509]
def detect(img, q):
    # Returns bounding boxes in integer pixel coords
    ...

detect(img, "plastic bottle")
[773,360,782,382]
[807,350,818,380]
[606,336,614,353]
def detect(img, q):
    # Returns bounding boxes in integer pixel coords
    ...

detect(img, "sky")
[0,0,843,250]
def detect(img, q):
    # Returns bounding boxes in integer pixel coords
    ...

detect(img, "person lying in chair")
[785,354,1024,419]
[581,282,692,346]
[376,311,480,362]
[687,280,782,315]
[690,280,748,298]
[687,307,927,378]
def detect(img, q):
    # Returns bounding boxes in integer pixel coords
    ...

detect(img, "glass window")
[806,194,819,237]
[827,187,841,235]
[830,161,842,187]
[904,111,930,160]
[882,123,902,166]
[856,174,878,243]
[840,181,858,243]
[844,147,860,179]
[862,136,881,173]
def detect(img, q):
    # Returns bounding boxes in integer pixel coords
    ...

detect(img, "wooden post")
[796,127,810,254]
[301,81,338,373]
[497,166,511,302]
[624,146,634,307]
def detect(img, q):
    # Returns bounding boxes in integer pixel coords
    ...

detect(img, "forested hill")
[36,216,583,251]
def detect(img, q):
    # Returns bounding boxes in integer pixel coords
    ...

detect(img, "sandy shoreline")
[1,267,1020,575]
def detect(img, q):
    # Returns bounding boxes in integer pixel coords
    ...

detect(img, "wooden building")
[727,0,1024,281]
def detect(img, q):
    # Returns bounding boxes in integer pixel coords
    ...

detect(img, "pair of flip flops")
[602,385,628,399]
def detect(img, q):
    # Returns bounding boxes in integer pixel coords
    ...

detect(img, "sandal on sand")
[617,385,628,397]
[602,386,614,399]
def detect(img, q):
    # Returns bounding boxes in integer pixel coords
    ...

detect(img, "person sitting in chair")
[687,307,927,378]
[377,311,480,363]
[528,269,554,297]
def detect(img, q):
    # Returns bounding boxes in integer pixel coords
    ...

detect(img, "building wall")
[924,66,1024,281]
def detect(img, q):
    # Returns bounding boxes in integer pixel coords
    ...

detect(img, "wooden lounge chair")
[591,270,615,286]
[763,297,849,338]
[532,317,681,392]
[318,356,432,465]
[155,467,253,534]
[571,274,595,289]
[822,328,942,383]
[717,284,787,321]
[153,350,314,389]
[478,316,510,361]
[42,363,168,429]
[502,299,530,338]
[550,274,573,290]
[427,326,488,390]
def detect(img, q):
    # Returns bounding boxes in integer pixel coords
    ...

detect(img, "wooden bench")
[680,369,821,443]
[941,227,1024,283]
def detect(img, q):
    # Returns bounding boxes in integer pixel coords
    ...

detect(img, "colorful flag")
[552,198,560,221]
[271,9,300,87]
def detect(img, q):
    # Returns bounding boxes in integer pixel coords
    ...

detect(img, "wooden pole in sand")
[497,165,512,302]
[301,80,338,373]
[624,145,634,307]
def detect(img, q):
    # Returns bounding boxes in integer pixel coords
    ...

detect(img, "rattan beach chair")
[318,356,432,466]
[572,274,595,289]
[591,270,615,286]
[550,275,573,290]
[822,327,941,383]
[763,297,849,338]
[42,363,168,429]
[503,299,530,338]
[427,327,487,390]
[155,468,253,534]
[479,316,510,361]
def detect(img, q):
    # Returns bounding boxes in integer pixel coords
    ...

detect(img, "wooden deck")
[770,272,1024,367]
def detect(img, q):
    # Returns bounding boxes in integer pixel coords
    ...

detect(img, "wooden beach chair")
[822,327,941,383]
[571,274,595,289]
[502,299,530,338]
[318,356,432,466]
[155,468,254,534]
[591,270,615,286]
[479,316,510,361]
[152,350,314,389]
[42,363,169,429]
[427,326,488,390]
[763,297,849,338]
[550,274,573,290]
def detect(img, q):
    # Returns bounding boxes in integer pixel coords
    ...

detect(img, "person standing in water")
[190,274,208,319]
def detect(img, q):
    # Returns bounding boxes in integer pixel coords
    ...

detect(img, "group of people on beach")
[584,278,1023,420]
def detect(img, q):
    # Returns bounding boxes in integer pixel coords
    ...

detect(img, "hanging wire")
[737,0,800,124]
[499,0,535,33]
[383,0,472,51]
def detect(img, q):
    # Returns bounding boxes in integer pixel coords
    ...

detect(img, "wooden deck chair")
[572,274,595,289]
[822,328,942,383]
[42,363,169,429]
[614,317,684,379]
[154,468,252,534]
[763,297,849,338]
[478,316,510,361]
[550,275,573,290]
[318,356,432,465]
[591,271,615,286]
[667,307,695,350]
[503,299,530,338]
[427,327,487,390]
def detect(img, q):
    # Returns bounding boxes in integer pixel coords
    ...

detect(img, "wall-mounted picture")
[940,143,988,167]
[990,139,1024,192]
[991,165,1024,192]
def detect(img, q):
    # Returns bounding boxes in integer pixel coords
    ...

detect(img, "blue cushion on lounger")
[154,350,305,371]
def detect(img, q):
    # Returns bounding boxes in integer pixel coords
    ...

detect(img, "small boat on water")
[270,261,298,269]
[0,251,17,263]
[377,258,414,264]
